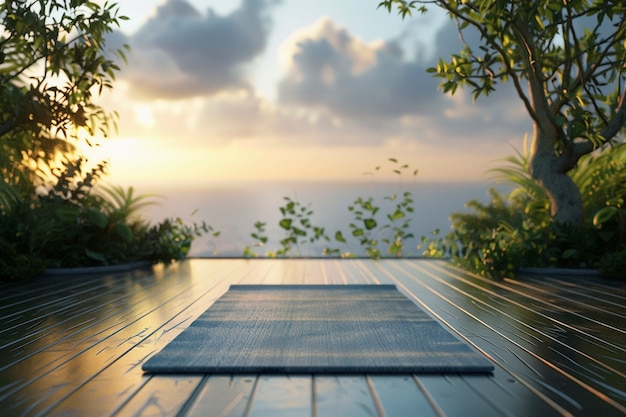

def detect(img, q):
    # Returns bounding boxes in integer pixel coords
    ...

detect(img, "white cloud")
[277,18,441,120]
[119,0,280,99]
[98,2,532,183]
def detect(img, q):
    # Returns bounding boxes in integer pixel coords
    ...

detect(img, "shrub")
[599,249,626,279]
[0,158,215,279]
[440,141,626,279]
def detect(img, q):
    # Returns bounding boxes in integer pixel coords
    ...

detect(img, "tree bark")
[529,123,584,226]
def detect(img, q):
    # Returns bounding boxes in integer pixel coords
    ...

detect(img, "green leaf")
[87,207,108,228]
[593,206,618,227]
[562,249,578,259]
[388,241,402,256]
[115,222,133,242]
[389,210,405,221]
[363,218,377,230]
[279,218,292,230]
[53,205,81,223]
[335,231,347,243]
[85,248,107,263]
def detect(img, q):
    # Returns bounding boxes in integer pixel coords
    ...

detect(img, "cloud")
[121,0,279,99]
[105,8,531,154]
[277,18,441,120]
[276,17,530,146]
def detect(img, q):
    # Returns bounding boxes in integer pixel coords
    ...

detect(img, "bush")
[599,249,626,280]
[439,142,626,279]
[0,237,46,280]
[0,158,215,279]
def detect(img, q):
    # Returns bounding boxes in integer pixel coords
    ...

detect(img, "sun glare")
[75,136,497,189]
[134,105,156,127]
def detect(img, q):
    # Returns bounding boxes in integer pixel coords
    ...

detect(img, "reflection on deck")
[0,259,625,416]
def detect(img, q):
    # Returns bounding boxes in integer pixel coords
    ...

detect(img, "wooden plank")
[1,261,242,416]
[368,375,439,417]
[318,260,344,284]
[431,266,624,417]
[0,271,158,350]
[341,259,384,284]
[319,259,353,284]
[0,276,161,368]
[247,375,311,417]
[314,376,381,417]
[503,276,626,325]
[303,260,332,284]
[416,375,510,417]
[1,258,625,417]
[458,372,578,417]
[184,375,257,417]
[380,260,626,416]
[0,267,122,305]
[41,260,266,416]
[429,263,626,375]
[112,375,203,416]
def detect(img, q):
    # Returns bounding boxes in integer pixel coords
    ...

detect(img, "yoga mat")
[142,285,493,374]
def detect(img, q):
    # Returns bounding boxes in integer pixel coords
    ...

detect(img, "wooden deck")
[1,259,625,417]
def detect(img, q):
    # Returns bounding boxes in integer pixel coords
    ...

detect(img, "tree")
[379,0,626,226]
[0,0,127,193]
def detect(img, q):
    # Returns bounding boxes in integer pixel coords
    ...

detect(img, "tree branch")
[437,2,538,123]
[559,4,573,110]
[560,86,626,171]
[510,14,554,131]
[551,17,626,115]
[598,87,626,143]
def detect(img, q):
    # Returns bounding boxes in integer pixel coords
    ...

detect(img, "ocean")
[139,181,497,258]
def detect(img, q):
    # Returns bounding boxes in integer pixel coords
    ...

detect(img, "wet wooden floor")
[0,259,625,416]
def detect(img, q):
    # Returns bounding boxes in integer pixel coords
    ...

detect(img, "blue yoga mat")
[143,285,493,374]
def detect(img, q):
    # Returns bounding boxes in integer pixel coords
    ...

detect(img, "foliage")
[243,221,268,257]
[438,142,626,279]
[598,249,626,279]
[244,159,418,258]
[379,0,626,148]
[244,197,319,257]
[0,2,215,280]
[338,159,418,258]
[142,216,217,265]
[274,197,329,256]
[0,1,128,191]
[0,158,216,279]
[345,195,382,258]
[379,0,626,225]
[245,197,330,257]
[417,228,446,258]
[0,235,46,280]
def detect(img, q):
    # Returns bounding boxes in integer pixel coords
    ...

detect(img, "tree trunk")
[529,125,584,226]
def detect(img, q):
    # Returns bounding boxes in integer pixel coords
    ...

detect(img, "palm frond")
[0,181,23,213]
[570,142,626,215]
[487,145,547,202]
[98,184,160,223]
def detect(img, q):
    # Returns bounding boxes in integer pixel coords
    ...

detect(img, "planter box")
[44,260,153,276]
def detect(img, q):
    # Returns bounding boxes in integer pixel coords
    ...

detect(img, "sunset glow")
[90,0,531,189]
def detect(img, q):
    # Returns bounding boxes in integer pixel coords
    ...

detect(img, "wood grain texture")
[0,259,624,416]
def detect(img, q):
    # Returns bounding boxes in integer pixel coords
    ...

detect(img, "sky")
[85,0,533,187]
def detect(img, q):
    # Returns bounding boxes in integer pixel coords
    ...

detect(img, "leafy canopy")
[379,1,626,159]
[0,0,128,191]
